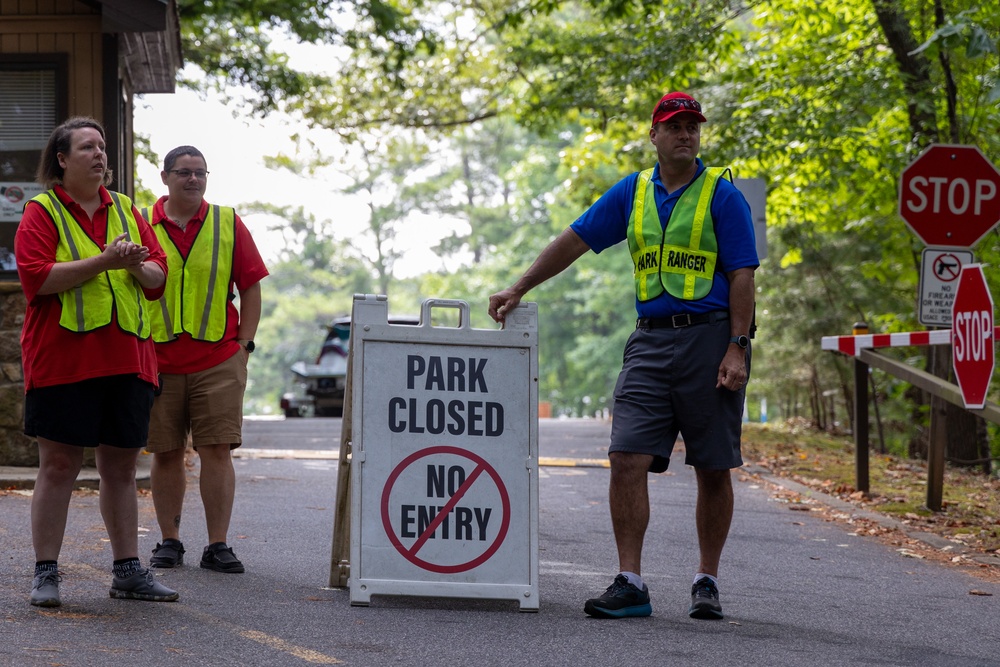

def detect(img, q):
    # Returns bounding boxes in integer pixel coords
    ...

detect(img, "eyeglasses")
[169,169,210,179]
[657,98,702,114]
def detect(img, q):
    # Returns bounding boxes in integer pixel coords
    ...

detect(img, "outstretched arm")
[488,227,590,323]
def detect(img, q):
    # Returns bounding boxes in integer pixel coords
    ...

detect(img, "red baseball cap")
[650,92,707,127]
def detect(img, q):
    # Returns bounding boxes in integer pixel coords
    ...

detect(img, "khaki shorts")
[145,352,248,453]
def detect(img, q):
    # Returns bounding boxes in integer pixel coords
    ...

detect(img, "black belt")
[636,311,729,329]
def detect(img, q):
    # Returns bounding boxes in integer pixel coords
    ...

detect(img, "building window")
[0,56,67,275]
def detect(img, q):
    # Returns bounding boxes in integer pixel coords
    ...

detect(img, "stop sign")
[952,264,994,409]
[900,144,1000,248]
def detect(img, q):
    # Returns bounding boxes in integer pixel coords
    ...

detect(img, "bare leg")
[95,445,140,561]
[694,468,734,577]
[32,439,85,561]
[197,443,236,545]
[151,448,187,541]
[608,451,653,574]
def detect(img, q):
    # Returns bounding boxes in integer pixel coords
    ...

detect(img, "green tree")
[167,0,1000,465]
[175,0,437,115]
[242,204,374,413]
[712,0,999,462]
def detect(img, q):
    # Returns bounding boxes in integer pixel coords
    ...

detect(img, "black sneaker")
[200,542,245,573]
[584,574,652,618]
[689,577,723,619]
[150,539,185,568]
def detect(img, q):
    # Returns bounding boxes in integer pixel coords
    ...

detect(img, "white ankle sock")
[621,571,644,589]
[694,572,718,586]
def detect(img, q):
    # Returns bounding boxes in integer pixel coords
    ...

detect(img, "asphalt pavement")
[1,417,998,667]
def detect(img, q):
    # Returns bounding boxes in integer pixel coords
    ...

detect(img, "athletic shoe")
[584,574,652,618]
[689,577,723,619]
[150,539,185,568]
[30,570,62,607]
[109,568,179,602]
[200,542,245,573]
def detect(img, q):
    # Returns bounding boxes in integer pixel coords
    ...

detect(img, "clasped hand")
[104,233,149,271]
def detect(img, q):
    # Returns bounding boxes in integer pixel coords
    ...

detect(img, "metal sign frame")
[348,294,539,611]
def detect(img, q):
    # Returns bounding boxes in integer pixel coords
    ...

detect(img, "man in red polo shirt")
[142,145,269,574]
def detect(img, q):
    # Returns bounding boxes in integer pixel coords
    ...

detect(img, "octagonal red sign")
[952,264,994,409]
[900,145,1000,248]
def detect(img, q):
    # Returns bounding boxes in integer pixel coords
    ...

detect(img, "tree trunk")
[906,377,928,460]
[810,368,825,430]
[871,0,940,145]
[945,403,987,468]
[841,379,854,434]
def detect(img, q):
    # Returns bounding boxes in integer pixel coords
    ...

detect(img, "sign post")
[348,295,539,611]
[899,144,1000,248]
[951,264,995,410]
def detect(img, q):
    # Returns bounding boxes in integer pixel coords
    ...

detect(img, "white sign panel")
[350,295,539,610]
[918,247,975,326]
[1,182,44,222]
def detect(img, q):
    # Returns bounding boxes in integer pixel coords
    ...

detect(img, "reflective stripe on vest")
[33,190,150,337]
[149,205,235,343]
[626,167,728,301]
[140,207,175,336]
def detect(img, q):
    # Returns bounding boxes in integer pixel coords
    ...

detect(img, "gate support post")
[853,356,870,494]
[927,396,947,511]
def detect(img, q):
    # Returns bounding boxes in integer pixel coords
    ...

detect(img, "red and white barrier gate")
[821,326,1000,357]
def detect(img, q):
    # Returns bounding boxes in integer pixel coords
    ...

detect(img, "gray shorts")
[609,316,749,472]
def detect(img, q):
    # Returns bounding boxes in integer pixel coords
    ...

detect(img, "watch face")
[245,341,255,353]
[738,336,749,349]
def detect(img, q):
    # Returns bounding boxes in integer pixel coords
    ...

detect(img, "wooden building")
[0,0,181,465]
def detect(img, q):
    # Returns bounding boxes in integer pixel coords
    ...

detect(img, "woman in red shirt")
[15,117,177,607]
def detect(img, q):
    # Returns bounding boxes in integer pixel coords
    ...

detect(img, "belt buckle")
[670,314,692,328]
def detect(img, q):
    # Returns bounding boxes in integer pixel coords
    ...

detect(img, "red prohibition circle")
[380,445,511,574]
[934,253,963,282]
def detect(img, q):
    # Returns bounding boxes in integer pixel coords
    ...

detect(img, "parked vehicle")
[280,315,418,418]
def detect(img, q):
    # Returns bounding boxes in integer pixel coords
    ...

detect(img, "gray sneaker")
[109,567,179,602]
[30,570,62,607]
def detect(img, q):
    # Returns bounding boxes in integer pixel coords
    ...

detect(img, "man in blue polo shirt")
[488,91,758,620]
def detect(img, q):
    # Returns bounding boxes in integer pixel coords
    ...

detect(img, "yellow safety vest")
[32,190,151,337]
[145,205,236,343]
[627,166,729,301]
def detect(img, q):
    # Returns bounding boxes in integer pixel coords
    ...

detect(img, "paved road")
[1,417,998,666]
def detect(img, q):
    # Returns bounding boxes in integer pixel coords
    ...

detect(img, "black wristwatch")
[242,340,255,353]
[729,335,750,349]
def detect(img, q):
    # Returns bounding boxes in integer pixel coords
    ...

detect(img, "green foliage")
[131,132,159,207]
[241,203,375,413]
[169,0,1000,446]
[176,0,437,115]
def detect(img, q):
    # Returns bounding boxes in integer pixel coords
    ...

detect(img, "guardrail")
[822,326,1000,511]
